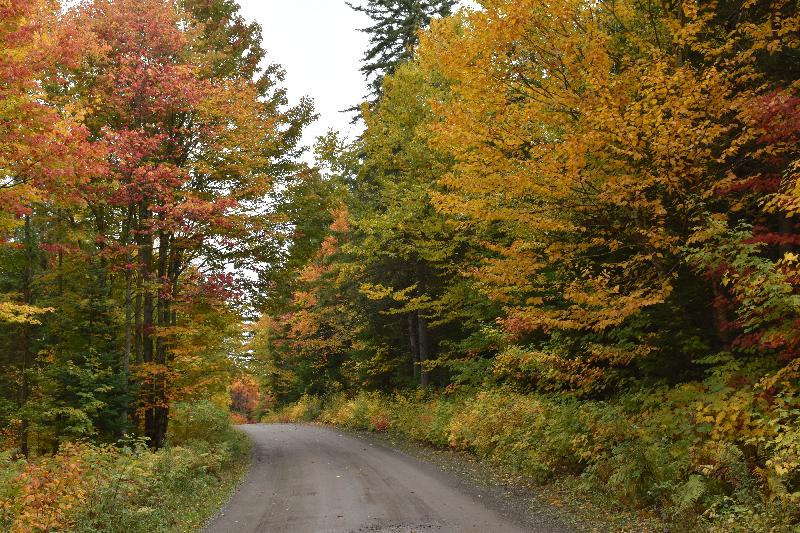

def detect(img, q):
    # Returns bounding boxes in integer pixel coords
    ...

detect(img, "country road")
[203,424,572,533]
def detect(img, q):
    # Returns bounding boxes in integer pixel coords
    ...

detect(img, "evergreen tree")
[348,0,457,100]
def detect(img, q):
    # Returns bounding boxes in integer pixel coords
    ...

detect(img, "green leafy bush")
[169,400,235,446]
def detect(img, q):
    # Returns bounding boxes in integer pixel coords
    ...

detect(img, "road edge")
[198,426,254,532]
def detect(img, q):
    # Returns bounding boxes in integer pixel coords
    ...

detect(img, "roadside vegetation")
[266,385,797,532]
[3,0,800,530]
[1,0,298,529]
[0,401,249,532]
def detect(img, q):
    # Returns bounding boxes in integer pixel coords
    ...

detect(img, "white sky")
[237,1,479,158]
[237,0,373,154]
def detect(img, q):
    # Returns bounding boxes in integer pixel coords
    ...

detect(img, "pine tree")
[348,0,456,100]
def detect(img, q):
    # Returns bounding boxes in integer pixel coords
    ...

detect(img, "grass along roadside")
[0,401,251,533]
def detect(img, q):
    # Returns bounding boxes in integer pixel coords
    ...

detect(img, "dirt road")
[203,424,571,533]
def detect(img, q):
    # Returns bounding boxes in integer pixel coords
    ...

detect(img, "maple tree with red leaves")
[0,0,312,452]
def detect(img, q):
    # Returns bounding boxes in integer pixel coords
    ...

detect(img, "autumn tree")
[0,0,104,455]
[0,0,312,452]
[253,206,372,400]
[264,0,799,400]
[346,60,500,388]
[230,374,263,422]
[60,0,312,447]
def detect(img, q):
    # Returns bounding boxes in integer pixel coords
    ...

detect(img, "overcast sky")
[236,1,478,158]
[236,0,373,154]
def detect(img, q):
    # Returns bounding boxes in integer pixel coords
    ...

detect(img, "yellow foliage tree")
[417,0,800,389]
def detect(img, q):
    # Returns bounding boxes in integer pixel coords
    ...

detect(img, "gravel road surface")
[203,424,571,533]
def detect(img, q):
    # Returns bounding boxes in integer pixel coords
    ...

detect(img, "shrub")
[0,401,250,533]
[261,393,324,423]
[169,400,233,446]
[371,414,390,432]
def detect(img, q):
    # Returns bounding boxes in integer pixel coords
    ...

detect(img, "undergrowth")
[0,400,250,532]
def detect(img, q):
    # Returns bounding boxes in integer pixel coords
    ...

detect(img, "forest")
[1,0,800,531]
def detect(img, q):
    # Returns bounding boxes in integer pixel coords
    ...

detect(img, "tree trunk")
[418,313,430,389]
[120,207,135,438]
[138,202,159,447]
[135,274,142,365]
[414,261,431,389]
[19,216,34,457]
[147,229,171,449]
[19,328,31,457]
[779,214,794,255]
[711,284,732,349]
[408,312,420,383]
[121,253,132,437]
[131,264,142,432]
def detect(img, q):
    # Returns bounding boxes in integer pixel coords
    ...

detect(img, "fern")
[675,475,707,515]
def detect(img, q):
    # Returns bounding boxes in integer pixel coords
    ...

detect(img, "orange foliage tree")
[229,374,263,423]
